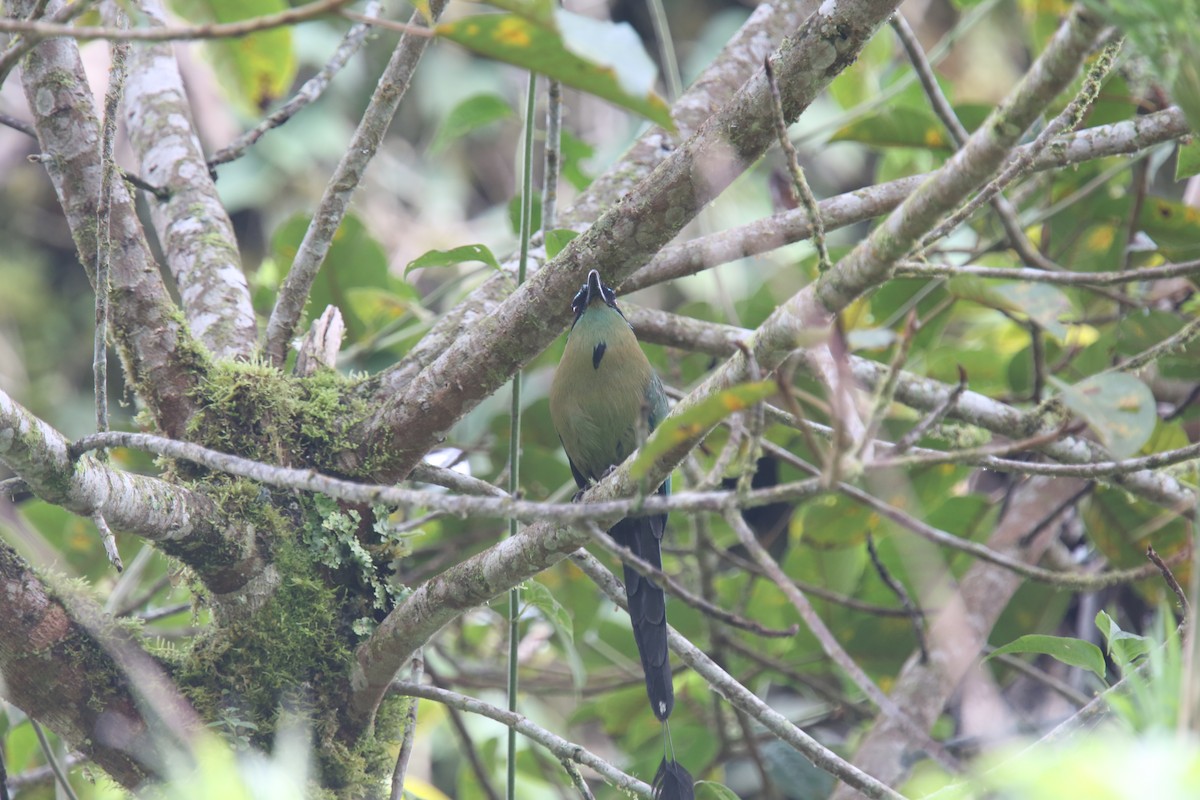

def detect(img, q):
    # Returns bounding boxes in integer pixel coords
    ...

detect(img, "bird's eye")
[570,286,587,314]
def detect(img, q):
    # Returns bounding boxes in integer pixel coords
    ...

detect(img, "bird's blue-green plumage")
[549,269,674,722]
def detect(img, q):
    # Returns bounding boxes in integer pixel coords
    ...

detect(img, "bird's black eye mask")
[570,285,589,318]
[569,275,623,327]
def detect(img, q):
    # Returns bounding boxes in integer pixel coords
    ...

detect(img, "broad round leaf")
[436,14,674,131]
[1050,373,1156,458]
[987,634,1107,683]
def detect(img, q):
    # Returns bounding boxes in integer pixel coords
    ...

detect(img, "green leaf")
[1174,139,1200,181]
[521,579,573,644]
[521,579,586,688]
[628,381,777,481]
[481,0,556,26]
[695,781,741,800]
[405,244,501,275]
[560,130,596,190]
[1082,488,1193,605]
[171,0,296,114]
[988,634,1107,683]
[948,277,1073,341]
[553,10,656,98]
[344,287,420,328]
[436,13,674,131]
[430,93,514,153]
[1049,373,1156,459]
[270,213,389,340]
[1137,197,1200,254]
[544,229,579,259]
[1095,610,1152,669]
[796,493,870,549]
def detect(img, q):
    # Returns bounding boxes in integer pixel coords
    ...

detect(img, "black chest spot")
[592,341,606,370]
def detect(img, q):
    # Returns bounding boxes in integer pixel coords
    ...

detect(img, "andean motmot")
[550,269,693,798]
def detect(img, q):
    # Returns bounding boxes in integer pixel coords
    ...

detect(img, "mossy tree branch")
[0,389,265,597]
[0,540,191,790]
[7,0,207,438]
[107,0,258,359]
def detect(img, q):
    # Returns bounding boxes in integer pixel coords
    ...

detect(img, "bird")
[549,269,693,799]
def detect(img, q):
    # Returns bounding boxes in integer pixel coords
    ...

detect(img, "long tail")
[611,511,694,800]
[610,512,673,721]
[653,757,695,800]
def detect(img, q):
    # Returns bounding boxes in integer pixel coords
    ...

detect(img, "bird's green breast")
[550,305,658,482]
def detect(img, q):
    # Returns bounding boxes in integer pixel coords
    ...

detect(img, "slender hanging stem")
[646,0,681,102]
[507,69,539,800]
[542,79,562,233]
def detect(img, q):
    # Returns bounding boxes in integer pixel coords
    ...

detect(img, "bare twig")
[990,650,1092,707]
[588,523,800,638]
[390,651,425,800]
[891,12,1046,270]
[1111,314,1200,374]
[0,0,354,41]
[69,429,827,525]
[718,538,924,619]
[338,9,433,37]
[29,720,80,800]
[391,681,652,797]
[840,481,1187,590]
[7,109,164,194]
[922,35,1122,247]
[891,365,966,454]
[208,1,386,169]
[764,56,829,271]
[4,753,86,795]
[976,441,1200,480]
[1017,482,1093,547]
[856,311,918,461]
[543,78,563,232]
[559,758,596,800]
[572,551,907,800]
[867,423,1080,471]
[264,0,447,365]
[1148,546,1190,617]
[894,258,1200,285]
[724,508,962,772]
[91,513,123,572]
[0,0,90,85]
[136,603,190,623]
[410,460,509,497]
[719,634,873,717]
[0,111,37,136]
[866,532,928,662]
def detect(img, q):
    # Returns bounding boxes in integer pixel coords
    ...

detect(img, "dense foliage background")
[1,0,1199,798]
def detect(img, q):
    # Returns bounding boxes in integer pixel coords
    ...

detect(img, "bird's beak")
[585,269,605,306]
